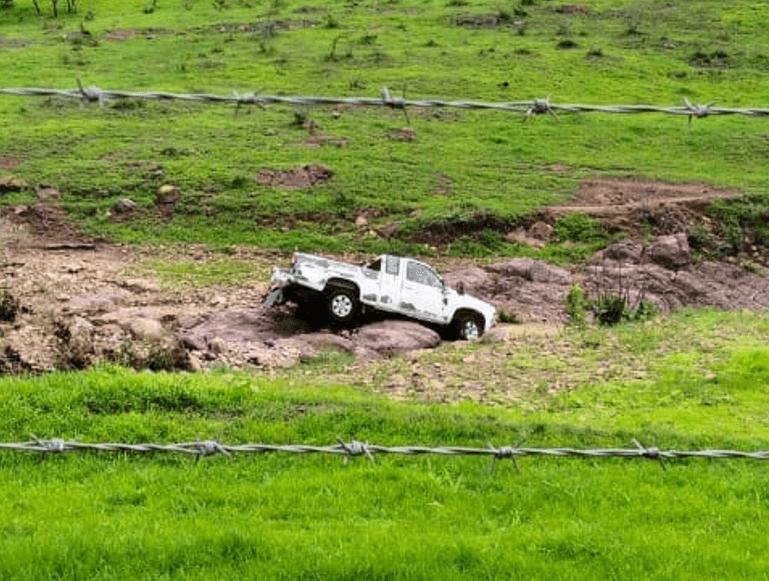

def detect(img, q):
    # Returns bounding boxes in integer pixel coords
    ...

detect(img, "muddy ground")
[0,176,767,373]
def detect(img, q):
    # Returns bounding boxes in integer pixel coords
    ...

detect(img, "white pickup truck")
[266,253,496,339]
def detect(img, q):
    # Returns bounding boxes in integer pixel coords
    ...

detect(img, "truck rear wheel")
[326,287,359,324]
[454,312,484,340]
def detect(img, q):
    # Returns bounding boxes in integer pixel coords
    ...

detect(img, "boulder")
[353,321,441,354]
[36,183,61,200]
[528,221,554,241]
[0,175,27,193]
[156,184,182,205]
[649,233,690,269]
[113,198,138,214]
[486,258,570,284]
[603,238,643,262]
[442,267,490,295]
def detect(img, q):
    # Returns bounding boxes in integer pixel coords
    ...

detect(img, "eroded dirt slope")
[0,177,766,373]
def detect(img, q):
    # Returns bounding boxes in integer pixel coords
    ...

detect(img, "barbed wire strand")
[5,439,769,469]
[2,83,769,125]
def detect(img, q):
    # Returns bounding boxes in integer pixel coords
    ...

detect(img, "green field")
[3,0,769,254]
[3,1,769,579]
[3,310,769,580]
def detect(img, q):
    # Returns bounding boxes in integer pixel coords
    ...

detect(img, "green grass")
[2,0,769,254]
[3,310,769,579]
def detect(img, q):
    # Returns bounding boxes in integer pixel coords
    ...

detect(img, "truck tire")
[454,312,484,340]
[326,287,359,324]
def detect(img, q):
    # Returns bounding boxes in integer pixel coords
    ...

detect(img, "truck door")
[399,260,448,323]
[378,255,402,310]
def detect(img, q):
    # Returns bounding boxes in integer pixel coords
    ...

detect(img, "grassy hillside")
[2,0,769,254]
[2,310,769,579]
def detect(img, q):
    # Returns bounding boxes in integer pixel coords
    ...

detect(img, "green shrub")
[554,213,606,244]
[565,284,588,327]
[0,287,19,322]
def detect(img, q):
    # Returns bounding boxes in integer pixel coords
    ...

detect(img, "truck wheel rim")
[331,295,353,318]
[462,320,480,340]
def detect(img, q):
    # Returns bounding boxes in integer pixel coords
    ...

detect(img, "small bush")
[687,224,711,251]
[0,287,19,323]
[566,284,658,328]
[565,284,588,328]
[556,39,578,49]
[594,293,629,326]
[554,213,606,244]
[497,308,520,324]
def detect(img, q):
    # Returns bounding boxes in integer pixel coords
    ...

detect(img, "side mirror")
[457,282,465,295]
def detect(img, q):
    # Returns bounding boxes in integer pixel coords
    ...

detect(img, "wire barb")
[488,441,524,473]
[684,97,714,128]
[233,88,266,116]
[196,440,231,458]
[32,435,67,455]
[337,437,375,465]
[381,86,410,124]
[76,78,106,108]
[524,97,558,121]
[632,438,667,470]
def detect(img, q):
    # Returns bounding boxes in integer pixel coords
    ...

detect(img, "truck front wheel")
[326,287,359,324]
[454,312,484,340]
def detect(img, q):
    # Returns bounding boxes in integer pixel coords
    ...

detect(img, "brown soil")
[0,176,764,375]
[538,177,740,237]
[255,163,334,189]
[0,157,21,170]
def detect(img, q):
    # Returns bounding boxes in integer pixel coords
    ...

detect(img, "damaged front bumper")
[264,267,291,307]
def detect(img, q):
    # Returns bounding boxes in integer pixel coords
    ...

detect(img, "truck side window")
[406,262,442,288]
[385,256,400,275]
[366,258,381,272]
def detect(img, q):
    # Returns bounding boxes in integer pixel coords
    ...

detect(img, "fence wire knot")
[488,443,521,473]
[633,438,666,470]
[524,97,558,121]
[196,440,230,457]
[381,86,410,124]
[684,98,714,127]
[76,78,106,107]
[35,437,67,454]
[233,89,266,114]
[337,438,375,465]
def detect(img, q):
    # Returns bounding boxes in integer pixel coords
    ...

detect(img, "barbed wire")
[3,438,769,470]
[1,82,768,126]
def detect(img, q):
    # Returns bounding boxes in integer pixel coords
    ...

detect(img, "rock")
[36,183,61,200]
[354,215,368,228]
[0,175,27,193]
[69,292,126,310]
[113,198,138,213]
[377,222,400,239]
[353,321,441,354]
[505,228,545,249]
[69,315,94,331]
[528,221,553,241]
[124,317,168,342]
[649,233,690,269]
[442,267,490,295]
[295,332,356,354]
[119,278,161,293]
[208,337,227,354]
[155,184,182,205]
[176,332,208,352]
[486,258,570,284]
[603,238,643,262]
